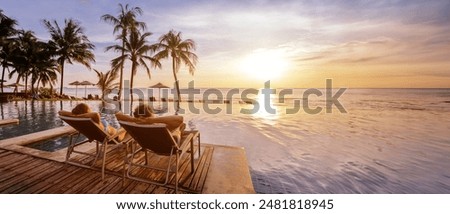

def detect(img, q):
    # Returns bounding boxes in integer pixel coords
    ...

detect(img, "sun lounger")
[59,111,129,180]
[116,113,198,193]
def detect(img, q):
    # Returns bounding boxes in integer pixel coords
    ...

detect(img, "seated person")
[116,104,186,142]
[64,103,118,136]
[134,104,186,132]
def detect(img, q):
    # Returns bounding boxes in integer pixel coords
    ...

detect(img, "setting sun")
[239,50,289,81]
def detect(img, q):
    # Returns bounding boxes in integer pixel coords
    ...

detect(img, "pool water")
[0,100,118,152]
[25,134,88,152]
[2,89,450,194]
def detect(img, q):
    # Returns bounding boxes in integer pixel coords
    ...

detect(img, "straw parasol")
[149,82,170,104]
[69,81,81,97]
[79,80,95,98]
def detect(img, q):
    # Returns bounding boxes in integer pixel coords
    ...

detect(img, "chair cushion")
[115,112,183,130]
[115,112,185,141]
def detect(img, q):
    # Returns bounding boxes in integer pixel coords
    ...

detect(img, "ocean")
[1,88,449,193]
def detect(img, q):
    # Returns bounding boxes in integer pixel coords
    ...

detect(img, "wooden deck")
[0,126,255,194]
[0,144,214,194]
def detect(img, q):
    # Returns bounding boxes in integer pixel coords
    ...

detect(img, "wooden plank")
[0,150,14,158]
[26,166,84,193]
[0,158,47,189]
[95,177,124,194]
[8,162,62,193]
[15,163,66,194]
[152,186,170,194]
[122,179,144,194]
[142,184,158,194]
[195,147,214,192]
[64,171,101,194]
[37,166,88,193]
[2,161,61,193]
[185,146,211,190]
[0,158,37,181]
[128,182,152,194]
[183,146,205,187]
[83,175,121,194]
[0,154,34,170]
[0,119,19,127]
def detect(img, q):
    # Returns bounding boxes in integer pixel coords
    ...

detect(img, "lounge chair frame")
[60,115,128,180]
[118,121,198,192]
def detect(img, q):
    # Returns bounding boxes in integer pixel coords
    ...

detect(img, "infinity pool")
[1,88,450,194]
[0,100,115,151]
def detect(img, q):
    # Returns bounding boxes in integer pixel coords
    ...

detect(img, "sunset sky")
[1,0,449,88]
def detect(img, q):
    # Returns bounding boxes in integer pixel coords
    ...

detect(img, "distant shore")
[0,92,100,102]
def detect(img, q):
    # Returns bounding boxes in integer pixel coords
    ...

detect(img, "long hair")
[72,103,91,115]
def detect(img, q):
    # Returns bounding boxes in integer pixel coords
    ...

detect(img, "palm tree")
[102,3,146,101]
[107,30,160,107]
[152,30,198,113]
[0,10,18,92]
[33,43,58,93]
[36,65,58,92]
[8,30,57,96]
[8,30,38,94]
[94,69,119,101]
[43,19,95,95]
[0,39,15,92]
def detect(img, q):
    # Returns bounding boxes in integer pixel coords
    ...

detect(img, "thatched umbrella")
[149,82,170,104]
[69,81,81,97]
[79,80,95,98]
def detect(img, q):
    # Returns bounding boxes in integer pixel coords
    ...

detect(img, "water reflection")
[251,92,281,125]
[0,100,133,140]
[0,100,91,140]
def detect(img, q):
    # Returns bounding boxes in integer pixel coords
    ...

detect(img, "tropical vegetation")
[0,5,198,110]
[43,18,95,95]
[107,30,161,107]
[152,30,198,113]
[94,69,119,101]
[101,3,146,101]
[0,9,18,92]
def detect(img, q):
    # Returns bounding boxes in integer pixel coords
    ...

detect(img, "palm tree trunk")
[14,76,20,93]
[50,84,54,97]
[59,60,65,95]
[172,57,181,114]
[1,66,6,93]
[130,62,136,112]
[25,75,29,95]
[36,78,40,94]
[31,82,35,95]
[31,73,36,95]
[117,40,125,101]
